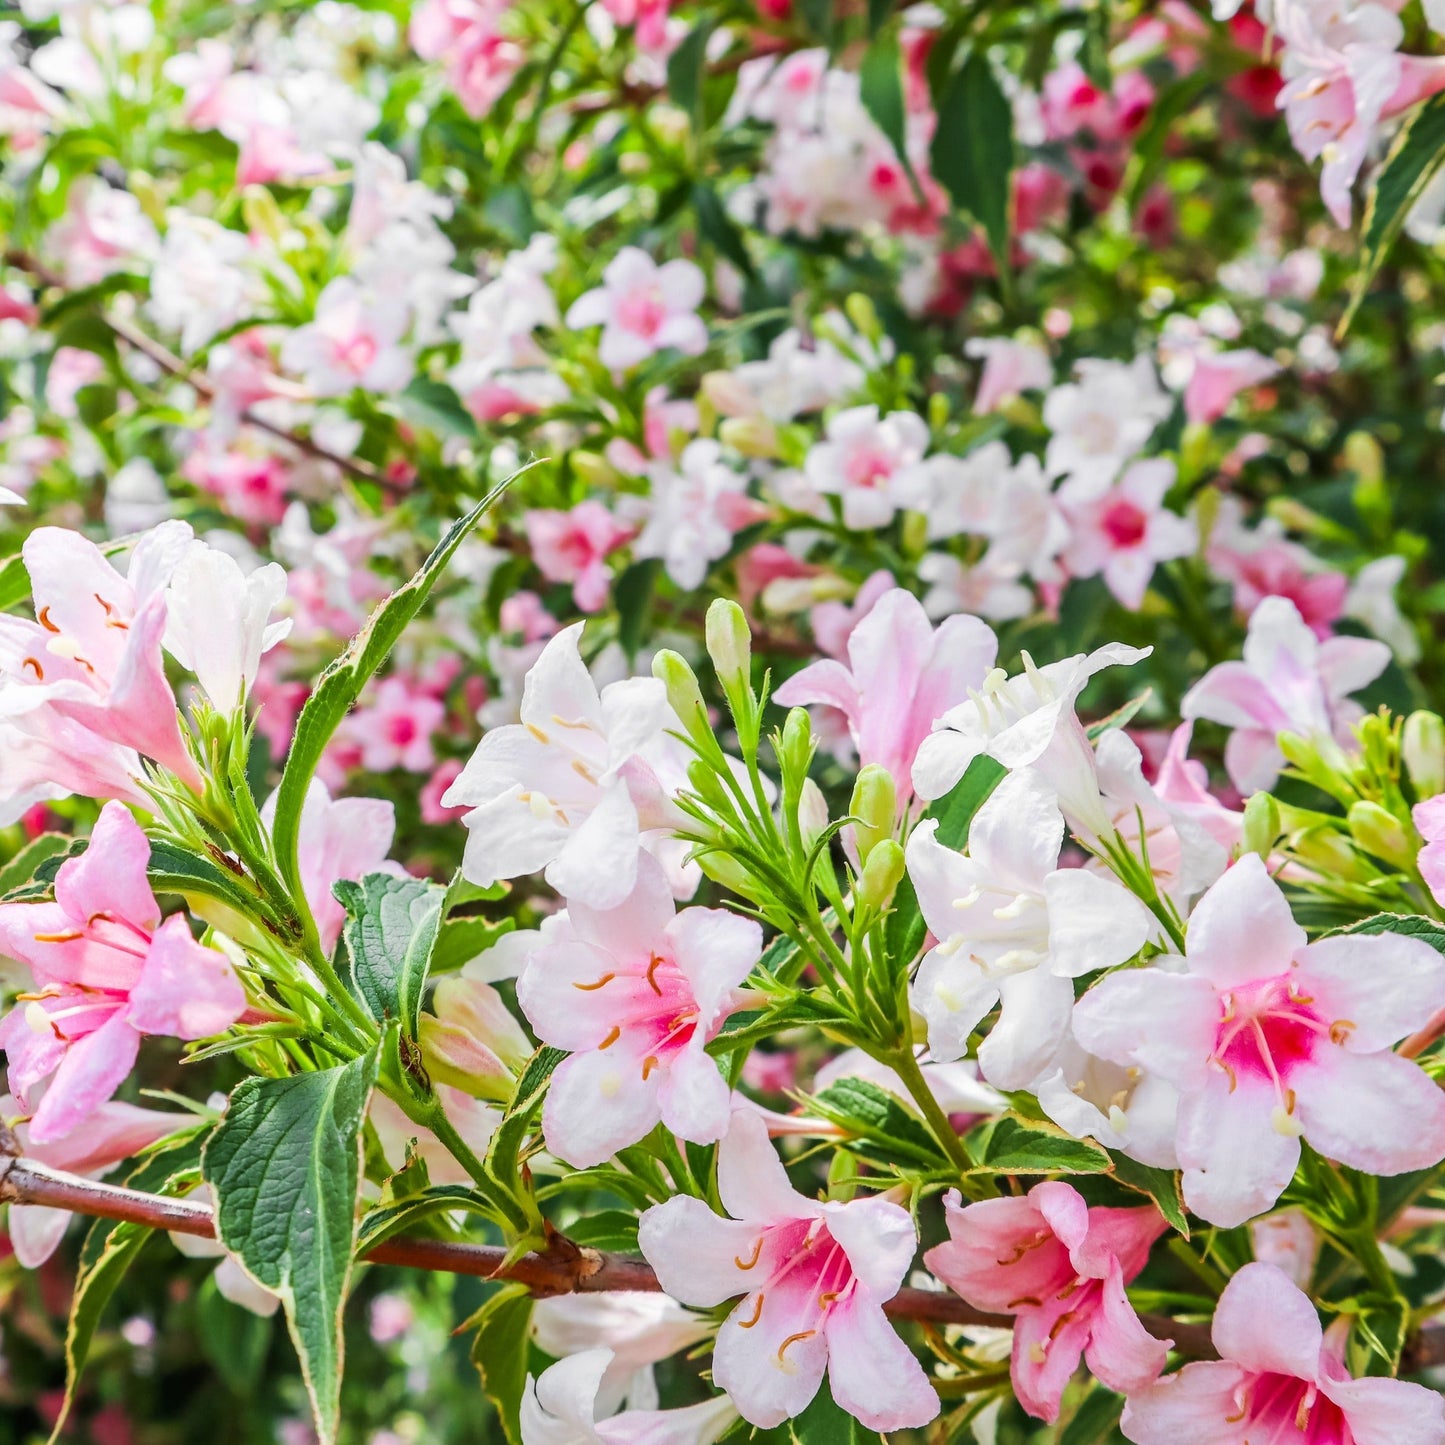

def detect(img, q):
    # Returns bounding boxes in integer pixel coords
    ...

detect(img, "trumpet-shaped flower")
[925,1183,1168,1422]
[803,405,930,531]
[0,522,201,791]
[1120,1262,1445,1444]
[638,1111,939,1431]
[0,802,247,1142]
[520,1348,738,1445]
[517,854,760,1166]
[565,248,707,371]
[1072,853,1445,1227]
[442,622,675,909]
[774,587,997,807]
[524,502,633,614]
[1181,595,1390,793]
[906,769,1156,1087]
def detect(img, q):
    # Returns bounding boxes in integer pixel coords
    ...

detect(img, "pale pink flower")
[966,336,1052,413]
[369,1086,500,1188]
[1060,459,1195,610]
[443,622,675,909]
[517,854,759,1166]
[1073,853,1445,1227]
[409,0,524,118]
[1181,346,1279,424]
[774,587,997,806]
[803,405,930,531]
[1209,536,1348,639]
[1276,0,1445,228]
[45,178,157,287]
[1415,793,1445,908]
[925,1182,1168,1422]
[524,502,633,614]
[1121,1262,1445,1444]
[1043,357,1170,491]
[638,1111,939,1431]
[808,570,894,659]
[0,802,246,1142]
[1,1092,188,1265]
[565,248,707,370]
[280,278,414,397]
[44,346,104,418]
[342,673,446,774]
[262,777,397,955]
[1152,723,1243,856]
[0,522,201,791]
[181,443,291,527]
[420,759,467,825]
[422,974,533,1101]
[1181,595,1390,793]
[1249,1209,1320,1289]
[521,1348,738,1445]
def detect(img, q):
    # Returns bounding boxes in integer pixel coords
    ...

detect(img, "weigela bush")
[8,2,1445,1443]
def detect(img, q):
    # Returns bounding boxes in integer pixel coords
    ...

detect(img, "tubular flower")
[638,1111,939,1431]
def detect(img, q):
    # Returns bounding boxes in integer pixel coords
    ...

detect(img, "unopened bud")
[843,293,882,343]
[701,370,756,418]
[571,450,620,488]
[242,184,286,242]
[857,838,906,911]
[798,778,829,849]
[779,706,815,779]
[698,849,756,896]
[849,765,897,862]
[1290,825,1365,881]
[927,392,949,433]
[1404,711,1445,799]
[718,416,780,459]
[899,510,929,557]
[827,1147,859,1202]
[1346,431,1389,532]
[1347,800,1413,870]
[706,599,752,689]
[653,649,708,736]
[419,979,533,1102]
[1240,791,1281,860]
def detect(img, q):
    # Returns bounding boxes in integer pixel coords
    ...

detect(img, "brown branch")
[0,1151,1231,1355]
[2,248,399,494]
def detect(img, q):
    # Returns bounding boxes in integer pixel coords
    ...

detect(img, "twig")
[2,248,400,494]
[0,1151,1233,1354]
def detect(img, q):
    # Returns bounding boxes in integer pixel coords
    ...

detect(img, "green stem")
[888,1047,972,1177]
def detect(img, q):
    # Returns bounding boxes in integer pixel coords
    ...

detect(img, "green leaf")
[564,1208,641,1253]
[790,1386,868,1443]
[1338,912,1445,956]
[866,0,892,35]
[398,376,479,439]
[147,836,293,935]
[1109,1153,1189,1238]
[693,183,755,278]
[196,1273,276,1396]
[357,1184,496,1250]
[885,756,1006,966]
[1350,1292,1409,1377]
[930,51,1014,273]
[485,1045,566,1198]
[271,477,515,947]
[973,1117,1111,1175]
[1344,92,1445,333]
[1087,689,1153,740]
[55,1133,205,1443]
[1059,1382,1125,1444]
[614,556,663,660]
[0,833,75,896]
[203,1052,378,1445]
[335,872,446,1038]
[666,19,714,122]
[0,551,30,612]
[430,915,515,975]
[468,1285,534,1445]
[859,32,912,184]
[811,1077,946,1166]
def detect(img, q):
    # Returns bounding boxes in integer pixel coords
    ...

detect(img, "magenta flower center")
[1100,497,1148,549]
[731,1219,858,1362]
[616,287,668,339]
[843,445,897,490]
[1231,1372,1352,1443]
[335,331,378,375]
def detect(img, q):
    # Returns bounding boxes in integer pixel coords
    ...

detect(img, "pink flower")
[1073,853,1445,1227]
[638,1111,939,1431]
[803,405,930,531]
[1060,459,1195,610]
[409,0,524,118]
[340,674,446,775]
[1416,794,1445,908]
[262,777,398,955]
[0,803,247,1143]
[181,443,291,528]
[0,523,202,793]
[279,278,413,397]
[44,178,157,288]
[44,346,105,418]
[524,502,633,614]
[1181,346,1279,424]
[925,1183,1168,1422]
[565,248,708,370]
[517,854,759,1166]
[774,587,997,806]
[966,337,1052,413]
[2,1092,189,1265]
[808,570,894,659]
[1181,596,1390,793]
[420,759,467,825]
[1209,537,1348,640]
[1121,1262,1445,1444]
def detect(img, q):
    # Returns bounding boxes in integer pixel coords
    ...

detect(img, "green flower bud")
[857,838,906,912]
[1347,800,1413,870]
[1404,711,1445,799]
[653,649,708,737]
[1290,825,1367,881]
[843,292,882,343]
[419,978,533,1102]
[706,599,752,690]
[779,706,815,778]
[1240,791,1281,859]
[718,416,780,458]
[849,765,897,862]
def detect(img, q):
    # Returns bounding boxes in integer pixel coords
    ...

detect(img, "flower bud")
[778,706,815,779]
[1347,800,1413,870]
[571,450,620,488]
[843,292,882,343]
[718,416,780,458]
[1290,825,1366,881]
[827,1146,859,1202]
[857,838,906,912]
[1404,711,1445,799]
[653,649,708,736]
[798,778,829,849]
[419,978,533,1102]
[899,510,929,557]
[849,765,896,862]
[1240,791,1281,860]
[706,599,752,690]
[701,370,755,418]
[697,849,756,897]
